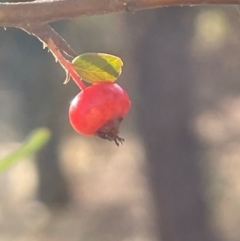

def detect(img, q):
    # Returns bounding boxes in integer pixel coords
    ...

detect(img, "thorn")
[63,72,70,84]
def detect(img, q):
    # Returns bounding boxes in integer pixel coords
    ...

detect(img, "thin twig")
[21,23,76,57]
[22,23,86,89]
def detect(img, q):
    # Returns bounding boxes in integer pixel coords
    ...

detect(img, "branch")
[0,0,239,27]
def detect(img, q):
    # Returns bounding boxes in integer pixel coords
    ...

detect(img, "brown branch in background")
[0,0,240,28]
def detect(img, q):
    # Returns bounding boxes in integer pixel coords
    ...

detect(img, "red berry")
[69,82,131,145]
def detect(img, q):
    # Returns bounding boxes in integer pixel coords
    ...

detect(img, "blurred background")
[1,4,240,241]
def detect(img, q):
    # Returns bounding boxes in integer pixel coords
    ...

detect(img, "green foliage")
[72,53,123,83]
[0,128,51,173]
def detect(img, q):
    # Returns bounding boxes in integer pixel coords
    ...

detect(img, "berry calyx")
[69,82,131,146]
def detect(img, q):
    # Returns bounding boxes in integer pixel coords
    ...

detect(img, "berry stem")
[47,38,86,90]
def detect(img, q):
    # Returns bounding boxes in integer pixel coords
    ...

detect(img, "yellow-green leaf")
[0,128,51,173]
[72,53,123,83]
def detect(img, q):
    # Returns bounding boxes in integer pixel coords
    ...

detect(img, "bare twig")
[21,23,76,57]
[22,23,85,88]
[0,0,239,28]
